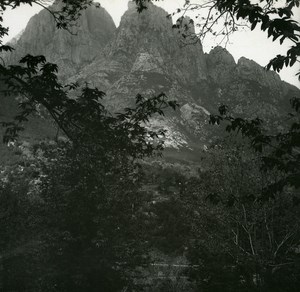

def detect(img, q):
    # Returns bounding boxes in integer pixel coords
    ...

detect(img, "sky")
[2,0,299,88]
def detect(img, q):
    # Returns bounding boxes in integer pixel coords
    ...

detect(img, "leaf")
[0,45,14,52]
[251,21,257,31]
[290,56,297,66]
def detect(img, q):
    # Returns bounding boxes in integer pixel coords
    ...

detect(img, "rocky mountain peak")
[205,46,236,85]
[236,56,282,90]
[180,16,196,34]
[207,46,236,66]
[106,1,207,84]
[3,3,116,78]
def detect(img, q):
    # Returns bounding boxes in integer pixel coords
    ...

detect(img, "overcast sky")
[2,0,299,88]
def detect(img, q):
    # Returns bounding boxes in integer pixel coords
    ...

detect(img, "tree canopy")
[0,1,180,290]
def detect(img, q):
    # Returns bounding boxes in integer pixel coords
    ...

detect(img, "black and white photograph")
[0,0,299,291]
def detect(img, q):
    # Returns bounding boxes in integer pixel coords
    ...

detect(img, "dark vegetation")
[0,0,299,291]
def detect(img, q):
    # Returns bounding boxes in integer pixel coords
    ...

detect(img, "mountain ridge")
[1,0,299,153]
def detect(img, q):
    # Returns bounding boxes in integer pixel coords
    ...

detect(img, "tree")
[129,1,300,288]
[161,0,300,287]
[0,138,146,290]
[178,140,300,291]
[209,98,300,200]
[0,1,179,290]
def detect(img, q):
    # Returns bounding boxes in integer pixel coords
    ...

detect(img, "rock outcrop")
[206,46,236,85]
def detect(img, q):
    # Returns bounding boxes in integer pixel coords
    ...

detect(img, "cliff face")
[203,48,298,125]
[206,46,236,85]
[4,3,116,78]
[71,2,207,95]
[109,2,208,83]
[1,1,299,152]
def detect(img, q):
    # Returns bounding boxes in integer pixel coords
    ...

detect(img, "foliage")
[0,52,179,290]
[0,1,180,290]
[0,140,142,290]
[0,71,178,289]
[210,97,300,200]
[0,54,178,149]
[178,142,300,291]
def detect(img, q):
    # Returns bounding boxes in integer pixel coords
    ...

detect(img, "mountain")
[3,2,116,78]
[1,0,299,158]
[69,1,299,150]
